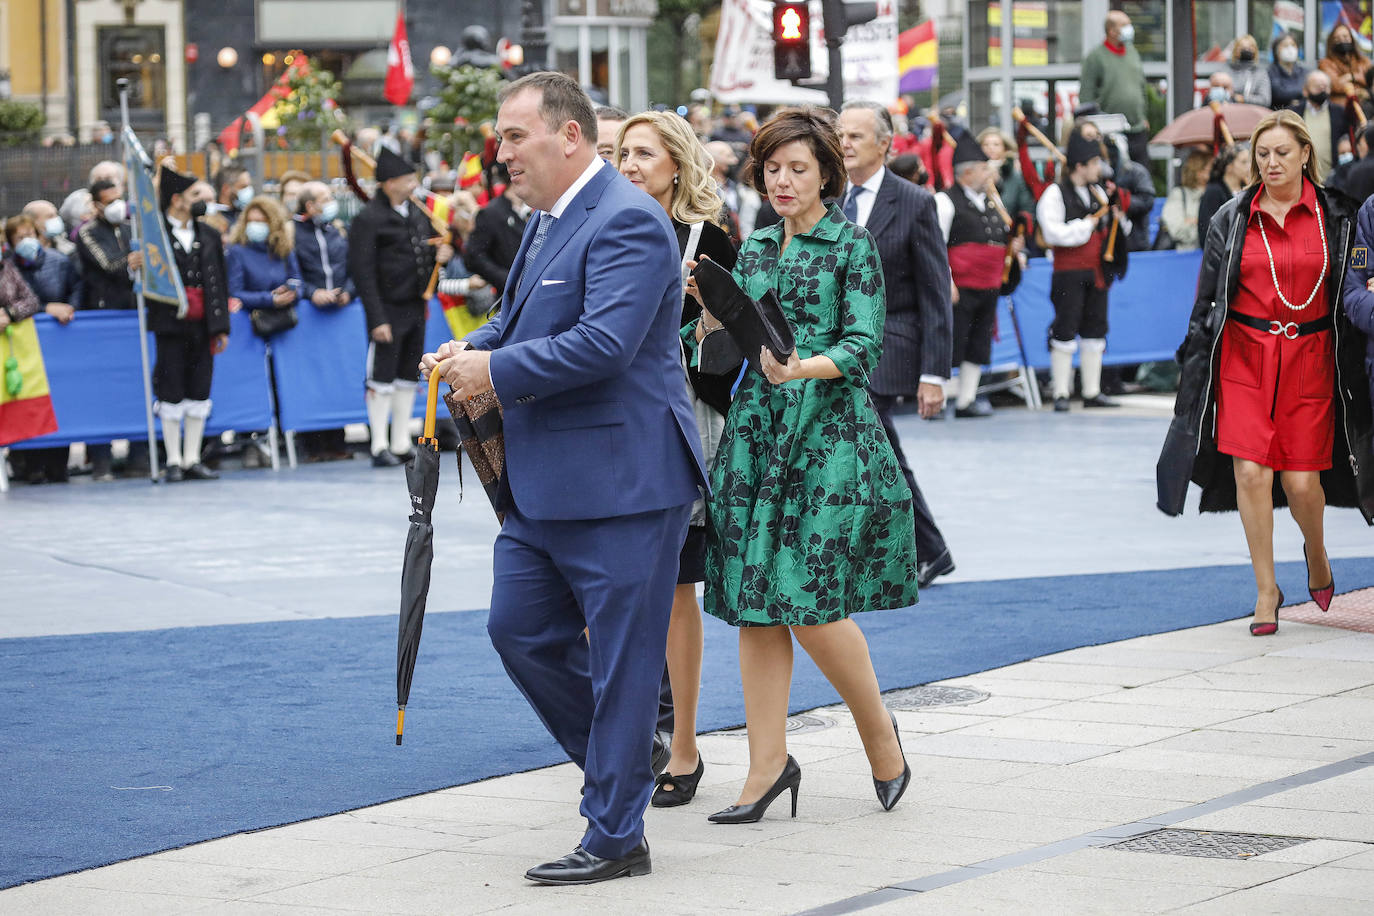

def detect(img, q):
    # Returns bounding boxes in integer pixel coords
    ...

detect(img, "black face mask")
[1309,91,1330,107]
[190,200,208,219]
[1238,49,1256,62]
[1334,41,1356,56]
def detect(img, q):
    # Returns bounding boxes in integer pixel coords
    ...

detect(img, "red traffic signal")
[773,0,812,82]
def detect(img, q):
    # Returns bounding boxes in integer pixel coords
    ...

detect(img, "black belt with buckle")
[1229,312,1332,339]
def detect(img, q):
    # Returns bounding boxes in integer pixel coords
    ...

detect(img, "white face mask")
[245,222,270,245]
[1118,25,1135,44]
[1339,151,1356,166]
[1279,45,1299,64]
[319,200,339,223]
[44,216,65,238]
[102,199,127,225]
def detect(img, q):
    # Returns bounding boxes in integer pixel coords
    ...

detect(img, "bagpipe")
[982,176,1027,295]
[331,130,451,299]
[1012,107,1123,275]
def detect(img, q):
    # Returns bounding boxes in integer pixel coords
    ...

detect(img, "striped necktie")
[522,212,555,279]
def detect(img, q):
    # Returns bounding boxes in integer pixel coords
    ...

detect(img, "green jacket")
[1080,42,1148,131]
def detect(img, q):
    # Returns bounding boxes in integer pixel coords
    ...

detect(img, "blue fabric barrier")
[1009,249,1202,369]
[12,310,273,449]
[271,299,459,433]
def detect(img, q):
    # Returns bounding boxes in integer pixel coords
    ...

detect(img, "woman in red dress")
[1158,110,1374,635]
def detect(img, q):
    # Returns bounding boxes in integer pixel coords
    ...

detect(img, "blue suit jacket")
[464,160,707,521]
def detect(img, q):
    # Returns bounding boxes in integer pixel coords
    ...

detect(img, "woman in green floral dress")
[685,108,918,824]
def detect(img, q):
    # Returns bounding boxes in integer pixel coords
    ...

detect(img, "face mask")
[282,196,298,215]
[43,216,65,238]
[190,200,208,219]
[244,222,270,245]
[1334,41,1356,55]
[1118,25,1135,44]
[1279,45,1299,64]
[102,199,127,225]
[319,200,339,223]
[14,237,41,262]
[236,186,255,208]
[1238,49,1256,63]
[1309,91,1329,107]
[101,133,114,145]
[1340,151,1356,166]
[1208,87,1230,104]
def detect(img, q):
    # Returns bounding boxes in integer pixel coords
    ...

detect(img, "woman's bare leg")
[663,583,703,780]
[1234,456,1280,621]
[733,626,794,805]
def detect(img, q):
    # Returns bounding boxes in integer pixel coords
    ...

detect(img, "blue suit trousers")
[487,500,691,860]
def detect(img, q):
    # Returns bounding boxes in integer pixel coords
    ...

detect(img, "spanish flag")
[898,21,937,94]
[0,320,58,447]
[458,152,483,189]
[438,290,492,340]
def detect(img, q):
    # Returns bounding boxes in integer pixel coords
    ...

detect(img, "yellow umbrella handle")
[422,358,453,443]
[396,707,405,745]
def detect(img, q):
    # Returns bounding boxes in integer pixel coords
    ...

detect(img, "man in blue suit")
[421,72,707,885]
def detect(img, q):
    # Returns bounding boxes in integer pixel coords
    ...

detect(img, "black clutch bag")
[692,257,795,376]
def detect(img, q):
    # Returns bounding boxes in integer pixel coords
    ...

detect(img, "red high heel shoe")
[1250,588,1283,636]
[1304,544,1334,612]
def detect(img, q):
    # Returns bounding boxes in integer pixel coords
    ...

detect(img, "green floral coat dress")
[687,205,920,627]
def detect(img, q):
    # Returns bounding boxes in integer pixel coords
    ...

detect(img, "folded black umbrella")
[395,372,444,745]
[692,256,795,376]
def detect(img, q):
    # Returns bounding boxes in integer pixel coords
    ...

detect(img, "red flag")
[384,14,414,106]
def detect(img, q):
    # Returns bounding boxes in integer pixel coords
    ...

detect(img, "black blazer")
[465,195,527,294]
[346,195,439,330]
[148,219,231,337]
[862,169,953,396]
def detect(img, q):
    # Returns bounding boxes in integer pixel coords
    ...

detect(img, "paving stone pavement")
[4,401,1374,913]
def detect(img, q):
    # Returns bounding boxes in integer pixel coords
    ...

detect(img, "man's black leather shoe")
[525,840,651,885]
[651,730,671,776]
[371,450,401,468]
[1053,396,1071,413]
[183,463,220,480]
[916,548,955,589]
[163,465,185,483]
[1081,394,1120,408]
[954,398,994,418]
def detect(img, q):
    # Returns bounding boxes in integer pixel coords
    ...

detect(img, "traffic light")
[773,0,811,83]
[821,0,878,37]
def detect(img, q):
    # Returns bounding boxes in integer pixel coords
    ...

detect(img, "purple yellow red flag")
[898,21,937,94]
[0,321,59,447]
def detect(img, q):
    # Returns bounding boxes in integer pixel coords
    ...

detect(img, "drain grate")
[1109,828,1310,859]
[885,685,990,710]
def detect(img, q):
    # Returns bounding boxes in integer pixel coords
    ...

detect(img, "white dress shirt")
[842,167,886,228]
[1035,182,1131,249]
[167,215,195,253]
[548,155,606,219]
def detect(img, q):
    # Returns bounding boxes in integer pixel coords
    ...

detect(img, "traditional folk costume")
[936,134,1022,414]
[153,167,231,479]
[1035,132,1131,409]
[345,146,439,465]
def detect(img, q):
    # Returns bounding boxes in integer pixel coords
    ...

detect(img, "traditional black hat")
[1066,131,1101,168]
[158,165,196,210]
[952,130,986,167]
[375,145,416,182]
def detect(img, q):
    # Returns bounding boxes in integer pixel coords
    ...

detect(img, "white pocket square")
[541,279,568,287]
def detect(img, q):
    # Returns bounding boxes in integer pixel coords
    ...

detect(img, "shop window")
[554,25,580,83]
[99,26,166,127]
[1250,1,1302,57]
[1190,1,1238,63]
[1317,2,1372,59]
[1112,1,1167,64]
[589,26,610,101]
[971,2,1081,69]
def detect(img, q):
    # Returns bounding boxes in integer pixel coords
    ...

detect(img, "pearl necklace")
[1255,201,1326,312]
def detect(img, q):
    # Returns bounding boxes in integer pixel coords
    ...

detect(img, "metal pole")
[1169,0,1197,121]
[120,77,162,483]
[826,33,844,111]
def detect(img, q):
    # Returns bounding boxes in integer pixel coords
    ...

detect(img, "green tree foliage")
[0,101,45,147]
[426,64,505,158]
[266,59,345,150]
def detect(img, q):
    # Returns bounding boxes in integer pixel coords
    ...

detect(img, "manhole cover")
[885,685,989,709]
[718,713,837,737]
[1109,829,1310,859]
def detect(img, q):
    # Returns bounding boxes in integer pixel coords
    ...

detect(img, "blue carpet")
[3,558,1372,889]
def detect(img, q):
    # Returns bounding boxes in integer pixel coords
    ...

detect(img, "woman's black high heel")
[1250,588,1283,636]
[708,755,800,824]
[651,755,705,808]
[875,710,911,811]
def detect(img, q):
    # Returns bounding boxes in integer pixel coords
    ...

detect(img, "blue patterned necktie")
[842,185,863,223]
[522,212,555,279]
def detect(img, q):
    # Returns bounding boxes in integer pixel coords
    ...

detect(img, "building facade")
[1,0,70,138]
[962,0,1372,141]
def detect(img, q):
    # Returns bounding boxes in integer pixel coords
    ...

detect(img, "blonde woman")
[615,110,739,807]
[226,195,300,320]
[1160,148,1212,250]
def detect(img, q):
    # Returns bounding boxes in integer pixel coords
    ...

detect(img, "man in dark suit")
[347,147,453,467]
[838,100,956,588]
[421,72,706,885]
[1289,69,1347,181]
[464,163,528,295]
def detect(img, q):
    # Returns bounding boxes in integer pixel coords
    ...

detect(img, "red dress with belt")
[1216,180,1335,471]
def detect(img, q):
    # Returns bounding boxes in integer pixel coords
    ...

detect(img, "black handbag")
[692,257,795,376]
[250,305,298,338]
